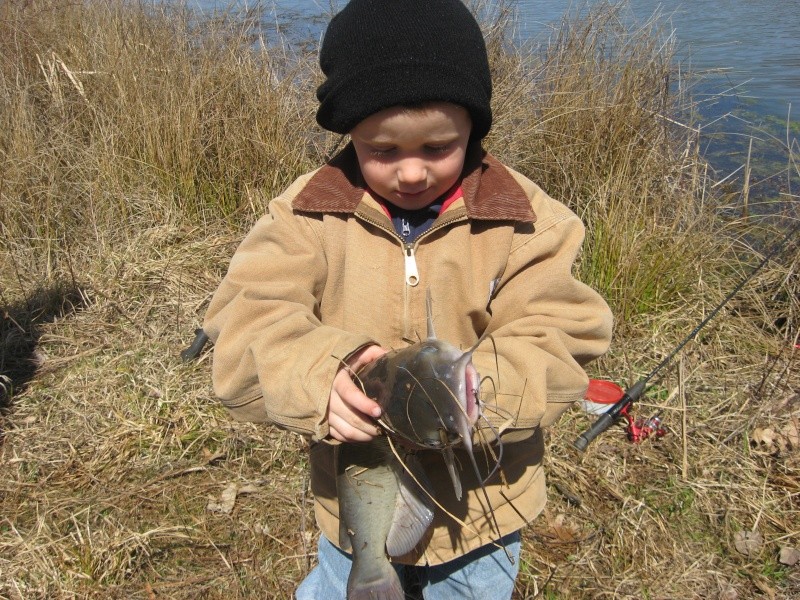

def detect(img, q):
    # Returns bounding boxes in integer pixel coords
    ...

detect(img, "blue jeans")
[296,532,521,600]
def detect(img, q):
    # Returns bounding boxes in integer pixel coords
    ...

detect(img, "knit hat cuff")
[316,61,492,139]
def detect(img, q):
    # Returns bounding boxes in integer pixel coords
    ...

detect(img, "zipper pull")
[404,245,419,286]
[401,218,411,239]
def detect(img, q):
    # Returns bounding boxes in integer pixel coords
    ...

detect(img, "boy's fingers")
[328,412,377,442]
[336,369,382,418]
[327,347,387,441]
[345,386,382,419]
[329,374,382,439]
[347,345,388,373]
[328,392,381,440]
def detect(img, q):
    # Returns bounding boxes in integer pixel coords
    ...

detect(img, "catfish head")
[355,290,485,499]
[382,337,480,451]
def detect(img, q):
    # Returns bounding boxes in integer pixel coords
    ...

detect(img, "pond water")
[521,1,799,117]
[187,0,799,209]
[190,1,798,114]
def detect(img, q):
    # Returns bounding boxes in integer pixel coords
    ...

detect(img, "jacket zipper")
[404,244,419,286]
[355,209,467,337]
[402,244,420,339]
[355,212,463,286]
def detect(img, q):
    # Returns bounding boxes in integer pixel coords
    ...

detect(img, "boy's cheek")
[360,163,394,191]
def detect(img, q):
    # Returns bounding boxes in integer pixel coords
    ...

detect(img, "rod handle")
[181,329,209,362]
[572,379,647,451]
[573,411,618,452]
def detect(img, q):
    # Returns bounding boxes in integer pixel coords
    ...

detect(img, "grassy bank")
[1,1,798,598]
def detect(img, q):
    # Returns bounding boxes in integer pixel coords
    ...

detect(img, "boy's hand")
[327,345,388,443]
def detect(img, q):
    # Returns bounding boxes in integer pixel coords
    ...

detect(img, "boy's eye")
[369,146,395,157]
[364,143,452,158]
[424,144,451,155]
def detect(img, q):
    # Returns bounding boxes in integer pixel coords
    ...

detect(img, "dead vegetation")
[1,1,798,598]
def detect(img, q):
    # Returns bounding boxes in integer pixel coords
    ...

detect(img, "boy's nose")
[397,159,427,185]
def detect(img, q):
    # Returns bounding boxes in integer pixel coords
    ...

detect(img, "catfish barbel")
[336,291,505,600]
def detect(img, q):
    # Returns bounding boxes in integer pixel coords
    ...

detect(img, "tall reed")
[484,2,722,324]
[1,0,324,285]
[0,0,791,330]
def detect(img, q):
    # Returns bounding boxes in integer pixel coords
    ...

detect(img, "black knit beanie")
[316,0,493,140]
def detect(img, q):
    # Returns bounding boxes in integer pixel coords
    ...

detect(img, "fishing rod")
[573,219,800,452]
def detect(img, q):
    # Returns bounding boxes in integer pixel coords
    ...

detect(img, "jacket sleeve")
[473,196,613,438]
[202,184,374,441]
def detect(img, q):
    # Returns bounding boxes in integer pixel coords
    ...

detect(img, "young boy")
[203,0,613,598]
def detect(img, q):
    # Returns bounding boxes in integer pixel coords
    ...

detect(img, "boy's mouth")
[397,189,426,199]
[395,186,433,203]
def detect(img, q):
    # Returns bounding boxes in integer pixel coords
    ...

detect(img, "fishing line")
[574,218,800,451]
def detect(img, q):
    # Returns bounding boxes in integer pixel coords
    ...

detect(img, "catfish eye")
[419,346,438,355]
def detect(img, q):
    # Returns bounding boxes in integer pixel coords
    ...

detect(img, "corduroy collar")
[292,142,536,223]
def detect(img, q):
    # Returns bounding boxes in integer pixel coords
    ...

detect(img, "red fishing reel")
[584,380,668,444]
[621,407,668,443]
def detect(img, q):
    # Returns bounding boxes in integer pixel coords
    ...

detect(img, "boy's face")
[350,102,472,211]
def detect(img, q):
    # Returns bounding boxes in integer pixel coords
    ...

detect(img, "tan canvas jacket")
[203,142,613,565]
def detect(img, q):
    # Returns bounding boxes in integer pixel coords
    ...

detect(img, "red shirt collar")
[371,183,464,219]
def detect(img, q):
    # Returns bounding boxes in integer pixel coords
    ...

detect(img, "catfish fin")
[443,447,463,501]
[347,563,404,600]
[386,453,435,557]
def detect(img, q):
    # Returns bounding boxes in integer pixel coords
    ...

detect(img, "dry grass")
[1,1,799,599]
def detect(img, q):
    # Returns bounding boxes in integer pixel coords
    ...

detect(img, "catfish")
[336,291,502,600]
